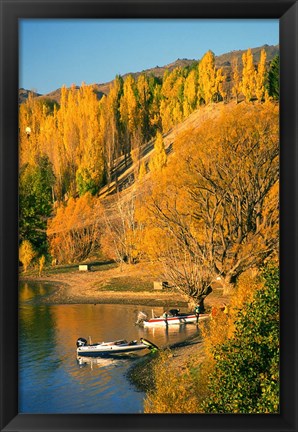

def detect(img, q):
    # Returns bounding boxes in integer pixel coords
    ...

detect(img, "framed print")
[0,0,297,431]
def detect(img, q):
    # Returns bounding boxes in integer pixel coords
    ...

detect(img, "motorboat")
[76,337,158,357]
[136,309,210,327]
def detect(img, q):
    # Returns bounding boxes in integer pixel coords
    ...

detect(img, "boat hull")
[142,313,209,327]
[77,342,148,357]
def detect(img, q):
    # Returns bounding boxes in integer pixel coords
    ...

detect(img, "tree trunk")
[197,285,213,312]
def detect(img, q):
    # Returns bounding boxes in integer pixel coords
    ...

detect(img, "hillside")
[19,44,278,105]
[99,102,226,199]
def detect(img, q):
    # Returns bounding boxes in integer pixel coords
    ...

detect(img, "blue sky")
[19,19,279,95]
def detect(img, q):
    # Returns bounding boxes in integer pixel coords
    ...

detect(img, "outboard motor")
[77,337,88,348]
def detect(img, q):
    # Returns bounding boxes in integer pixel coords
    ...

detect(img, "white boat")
[136,310,210,327]
[76,337,158,357]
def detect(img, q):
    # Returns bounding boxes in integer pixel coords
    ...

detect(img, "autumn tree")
[177,102,279,290]
[47,193,102,263]
[149,81,162,131]
[149,131,167,173]
[198,50,217,104]
[137,74,152,142]
[183,69,198,116]
[39,255,46,276]
[19,240,36,272]
[101,190,144,265]
[255,49,267,102]
[19,94,50,166]
[57,85,81,196]
[241,48,256,102]
[216,67,227,102]
[140,102,279,305]
[100,76,123,185]
[231,57,241,103]
[160,68,185,132]
[138,161,147,181]
[119,75,140,164]
[139,175,214,309]
[75,84,105,196]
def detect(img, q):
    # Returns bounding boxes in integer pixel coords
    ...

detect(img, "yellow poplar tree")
[216,67,227,102]
[231,57,241,103]
[241,48,255,102]
[120,75,138,134]
[183,69,198,113]
[19,240,36,272]
[120,75,139,162]
[39,255,46,276]
[255,49,267,102]
[138,161,147,181]
[198,50,217,104]
[137,74,151,141]
[76,83,104,196]
[149,131,167,173]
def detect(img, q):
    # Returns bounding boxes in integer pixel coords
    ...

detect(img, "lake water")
[19,281,201,414]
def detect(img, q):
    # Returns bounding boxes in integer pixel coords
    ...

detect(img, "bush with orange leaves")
[144,269,264,413]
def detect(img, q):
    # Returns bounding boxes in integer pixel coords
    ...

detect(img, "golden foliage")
[241,48,255,102]
[144,350,199,413]
[144,269,264,413]
[47,193,102,263]
[19,240,36,272]
[39,255,46,276]
[255,49,267,102]
[137,102,279,304]
[231,56,241,103]
[149,131,167,173]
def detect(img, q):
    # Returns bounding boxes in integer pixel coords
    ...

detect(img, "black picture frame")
[0,1,297,431]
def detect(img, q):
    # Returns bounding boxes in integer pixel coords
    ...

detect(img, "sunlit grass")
[94,276,154,292]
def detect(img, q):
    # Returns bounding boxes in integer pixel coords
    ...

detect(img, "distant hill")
[19,44,279,105]
[19,88,42,104]
[215,44,278,68]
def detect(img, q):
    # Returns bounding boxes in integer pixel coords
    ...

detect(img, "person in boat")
[194,304,201,323]
[163,311,168,325]
[169,308,180,316]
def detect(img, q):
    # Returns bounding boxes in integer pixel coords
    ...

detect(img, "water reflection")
[19,281,201,413]
[77,354,140,369]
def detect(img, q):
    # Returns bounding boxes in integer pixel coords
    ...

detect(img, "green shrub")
[202,265,279,413]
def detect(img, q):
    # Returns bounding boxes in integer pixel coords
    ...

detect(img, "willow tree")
[175,102,279,291]
[141,102,279,306]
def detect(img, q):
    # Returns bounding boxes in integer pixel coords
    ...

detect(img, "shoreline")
[19,262,190,307]
[21,276,189,307]
[21,263,219,399]
[20,262,227,309]
[127,331,206,392]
